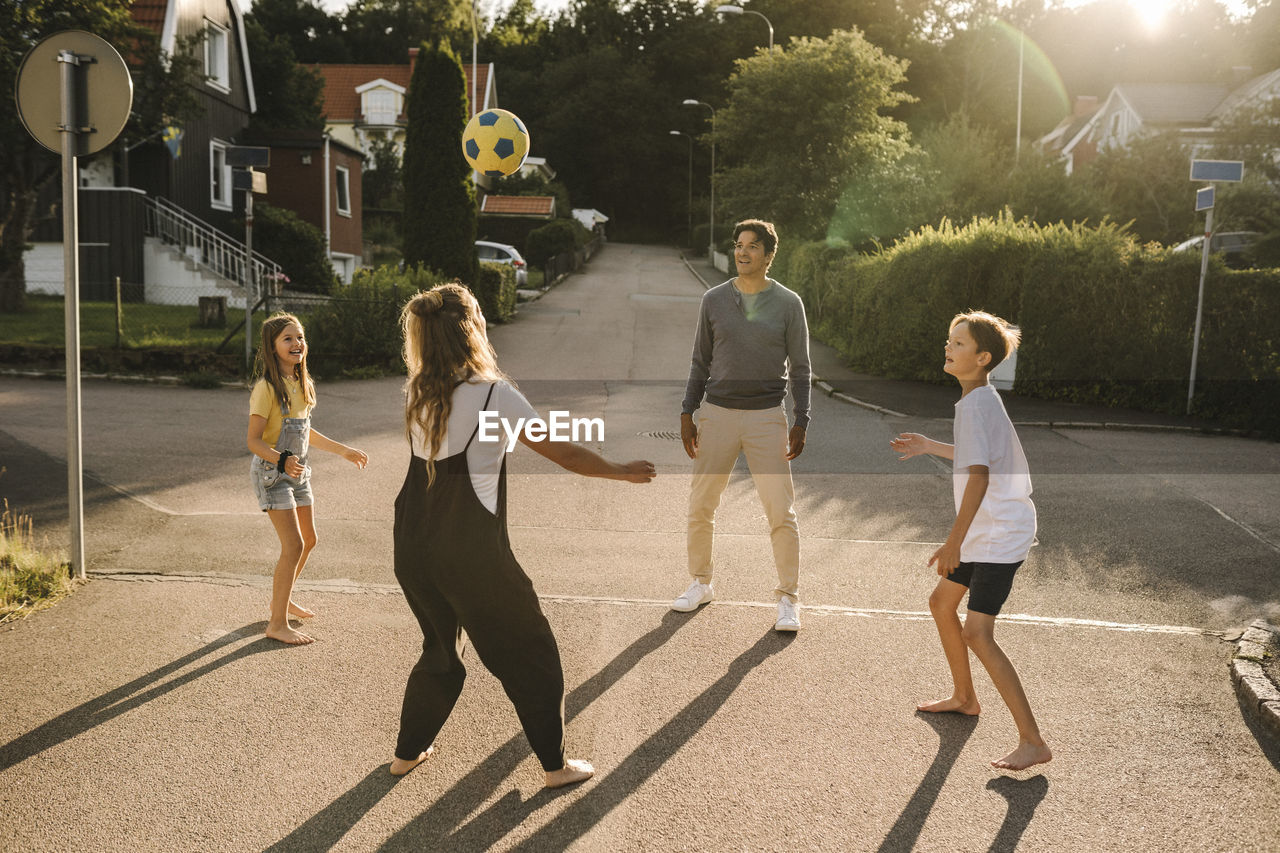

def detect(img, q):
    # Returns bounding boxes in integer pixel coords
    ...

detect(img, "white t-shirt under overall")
[410,379,537,516]
[952,384,1037,564]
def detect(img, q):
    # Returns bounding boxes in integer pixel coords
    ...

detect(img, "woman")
[391,283,656,787]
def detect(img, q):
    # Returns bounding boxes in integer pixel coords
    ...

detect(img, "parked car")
[1171,231,1261,269]
[476,240,528,286]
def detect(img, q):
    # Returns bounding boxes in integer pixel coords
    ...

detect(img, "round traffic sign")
[15,30,133,156]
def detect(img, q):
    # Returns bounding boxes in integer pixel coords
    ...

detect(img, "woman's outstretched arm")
[519,434,655,483]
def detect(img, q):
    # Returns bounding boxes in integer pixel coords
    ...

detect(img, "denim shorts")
[250,455,313,511]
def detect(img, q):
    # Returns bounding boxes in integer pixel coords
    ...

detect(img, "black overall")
[392,384,567,770]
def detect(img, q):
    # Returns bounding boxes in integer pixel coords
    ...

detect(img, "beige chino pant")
[687,401,800,600]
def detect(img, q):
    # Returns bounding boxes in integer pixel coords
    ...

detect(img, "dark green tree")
[244,18,325,132]
[364,135,404,210]
[248,0,351,63]
[716,28,913,241]
[1,0,200,312]
[342,0,473,63]
[401,40,475,282]
[1080,132,1198,245]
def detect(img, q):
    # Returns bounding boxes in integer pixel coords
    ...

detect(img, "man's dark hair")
[733,219,778,256]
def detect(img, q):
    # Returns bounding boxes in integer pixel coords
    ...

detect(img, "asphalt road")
[1,243,1278,851]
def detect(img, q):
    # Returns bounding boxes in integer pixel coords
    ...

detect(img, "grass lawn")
[0,294,274,350]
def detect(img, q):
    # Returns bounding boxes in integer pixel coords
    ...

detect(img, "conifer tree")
[402,40,476,283]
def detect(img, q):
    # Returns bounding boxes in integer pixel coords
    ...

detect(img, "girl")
[390,283,655,788]
[247,312,368,646]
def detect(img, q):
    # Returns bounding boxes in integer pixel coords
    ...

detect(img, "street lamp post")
[682,99,715,257]
[669,131,693,248]
[715,4,773,52]
[470,1,479,116]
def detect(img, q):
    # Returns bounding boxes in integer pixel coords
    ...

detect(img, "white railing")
[143,195,281,299]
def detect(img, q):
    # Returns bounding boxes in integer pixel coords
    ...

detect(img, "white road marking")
[90,572,1217,636]
[86,472,258,516]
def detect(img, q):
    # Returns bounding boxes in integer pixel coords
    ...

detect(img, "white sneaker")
[671,581,714,612]
[775,595,800,632]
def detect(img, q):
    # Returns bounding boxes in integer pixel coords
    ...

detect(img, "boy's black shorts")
[948,560,1023,616]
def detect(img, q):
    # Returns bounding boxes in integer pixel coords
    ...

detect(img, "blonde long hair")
[401,283,507,483]
[255,312,316,414]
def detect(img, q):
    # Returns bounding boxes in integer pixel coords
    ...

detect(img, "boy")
[890,311,1052,771]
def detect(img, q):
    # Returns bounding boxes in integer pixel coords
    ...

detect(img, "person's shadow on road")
[985,774,1049,853]
[496,629,793,852]
[0,623,277,773]
[875,710,979,853]
[266,609,705,852]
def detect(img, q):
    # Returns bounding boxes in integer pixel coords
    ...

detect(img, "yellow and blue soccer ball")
[462,109,530,177]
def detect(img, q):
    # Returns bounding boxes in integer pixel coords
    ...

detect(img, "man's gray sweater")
[681,278,812,428]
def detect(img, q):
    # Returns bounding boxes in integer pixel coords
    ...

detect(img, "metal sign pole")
[58,49,86,579]
[1187,205,1213,415]
[16,31,133,582]
[244,186,254,372]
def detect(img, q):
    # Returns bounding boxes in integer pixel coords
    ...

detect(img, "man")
[674,219,811,631]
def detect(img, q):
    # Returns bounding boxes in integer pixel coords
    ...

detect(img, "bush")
[690,222,736,257]
[525,219,591,268]
[475,261,517,323]
[784,214,1280,437]
[303,265,447,377]
[251,204,337,295]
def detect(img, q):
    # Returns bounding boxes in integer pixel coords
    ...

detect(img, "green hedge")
[303,265,444,377]
[776,215,1280,438]
[251,204,337,295]
[303,263,515,376]
[525,219,592,268]
[475,261,517,323]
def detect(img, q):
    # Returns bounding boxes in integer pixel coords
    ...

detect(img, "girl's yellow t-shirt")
[249,378,313,446]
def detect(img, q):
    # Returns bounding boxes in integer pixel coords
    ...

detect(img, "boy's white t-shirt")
[952,384,1037,563]
[409,379,537,516]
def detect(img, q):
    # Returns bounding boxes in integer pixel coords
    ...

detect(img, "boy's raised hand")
[891,432,929,460]
[928,539,961,576]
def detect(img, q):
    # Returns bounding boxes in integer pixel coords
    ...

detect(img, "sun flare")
[1128,0,1171,32]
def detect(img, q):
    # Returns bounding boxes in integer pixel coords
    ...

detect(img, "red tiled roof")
[480,195,554,216]
[315,62,490,123]
[130,0,167,35]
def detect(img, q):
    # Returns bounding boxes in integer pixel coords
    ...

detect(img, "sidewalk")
[684,255,1244,434]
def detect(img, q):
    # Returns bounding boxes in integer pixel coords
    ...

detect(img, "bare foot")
[265,624,314,645]
[992,740,1052,771]
[389,747,433,777]
[288,600,316,619]
[545,758,594,789]
[916,696,980,715]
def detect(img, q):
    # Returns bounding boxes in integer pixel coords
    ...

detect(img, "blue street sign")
[1195,185,1214,211]
[1189,159,1244,182]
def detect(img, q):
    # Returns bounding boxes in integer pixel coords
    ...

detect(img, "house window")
[1108,111,1123,144]
[210,140,232,210]
[362,89,400,125]
[335,165,351,217]
[204,20,230,91]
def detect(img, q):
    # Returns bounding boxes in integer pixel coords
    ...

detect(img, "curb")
[678,253,1253,436]
[1,367,245,389]
[1230,619,1280,743]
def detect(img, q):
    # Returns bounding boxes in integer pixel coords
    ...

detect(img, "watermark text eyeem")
[478,411,605,452]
